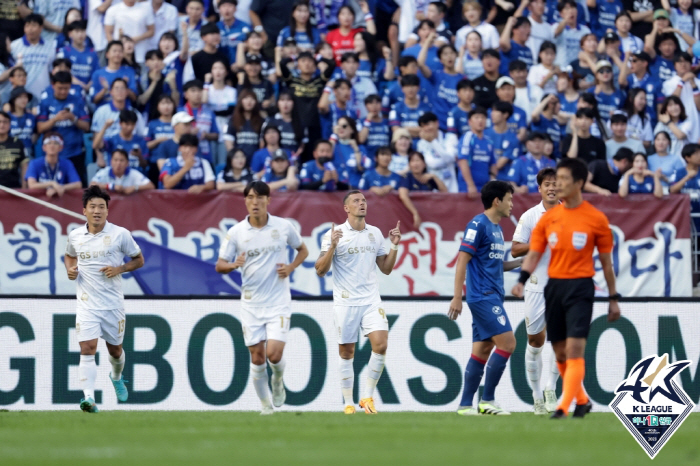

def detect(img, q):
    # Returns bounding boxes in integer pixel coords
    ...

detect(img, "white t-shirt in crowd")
[104,2,156,63]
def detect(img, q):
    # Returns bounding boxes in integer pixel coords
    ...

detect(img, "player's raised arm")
[376,221,401,275]
[315,224,342,276]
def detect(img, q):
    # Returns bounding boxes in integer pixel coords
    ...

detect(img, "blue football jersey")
[460,213,506,303]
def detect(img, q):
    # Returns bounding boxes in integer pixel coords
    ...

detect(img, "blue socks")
[482,349,511,402]
[459,355,486,407]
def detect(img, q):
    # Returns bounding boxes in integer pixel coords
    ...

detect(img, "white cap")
[171,111,194,126]
[495,76,515,89]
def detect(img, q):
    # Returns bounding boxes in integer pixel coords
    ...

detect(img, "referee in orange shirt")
[511,158,621,419]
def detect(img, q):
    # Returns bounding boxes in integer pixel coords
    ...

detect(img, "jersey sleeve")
[459,222,481,255]
[218,228,238,261]
[203,160,215,183]
[320,229,333,254]
[286,221,303,249]
[512,210,533,243]
[65,233,77,257]
[120,230,142,258]
[376,228,387,257]
[529,212,548,254]
[594,211,614,254]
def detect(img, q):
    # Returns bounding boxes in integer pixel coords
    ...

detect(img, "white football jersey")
[219,215,303,307]
[321,221,388,306]
[65,222,141,311]
[512,202,551,293]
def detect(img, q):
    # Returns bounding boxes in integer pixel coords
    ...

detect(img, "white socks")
[109,351,125,381]
[526,344,543,400]
[250,363,272,407]
[269,357,286,384]
[79,354,97,400]
[339,357,354,406]
[363,352,385,399]
[545,345,560,391]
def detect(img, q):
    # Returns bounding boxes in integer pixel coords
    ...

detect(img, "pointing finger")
[396,221,400,229]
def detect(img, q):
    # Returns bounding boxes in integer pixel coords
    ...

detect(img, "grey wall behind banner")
[1,299,699,412]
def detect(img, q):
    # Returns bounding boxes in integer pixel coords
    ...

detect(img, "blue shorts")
[467,298,512,342]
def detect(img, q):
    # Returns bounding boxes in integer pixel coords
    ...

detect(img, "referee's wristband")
[518,270,531,285]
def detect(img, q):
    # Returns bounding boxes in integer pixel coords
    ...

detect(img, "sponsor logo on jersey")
[465,229,477,241]
[271,229,280,240]
[368,233,375,242]
[610,354,695,459]
[497,315,506,326]
[341,291,349,298]
[103,236,111,246]
[492,306,502,315]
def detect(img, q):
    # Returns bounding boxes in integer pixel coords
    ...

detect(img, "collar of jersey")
[83,221,112,236]
[22,36,44,46]
[245,214,271,229]
[109,167,130,178]
[344,220,367,232]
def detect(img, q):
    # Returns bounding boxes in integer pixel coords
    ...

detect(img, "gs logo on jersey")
[572,232,587,250]
[492,306,502,315]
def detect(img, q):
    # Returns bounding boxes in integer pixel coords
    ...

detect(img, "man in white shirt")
[87,0,118,55]
[216,181,309,415]
[511,167,561,415]
[104,0,156,63]
[416,112,458,192]
[150,0,179,52]
[517,0,553,60]
[662,52,700,145]
[315,191,401,415]
[91,148,155,193]
[64,186,145,413]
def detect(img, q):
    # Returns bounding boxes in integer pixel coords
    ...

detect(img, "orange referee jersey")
[530,201,614,279]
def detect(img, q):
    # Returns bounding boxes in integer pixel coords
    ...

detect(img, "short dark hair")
[376,146,392,156]
[513,16,529,29]
[82,185,110,208]
[119,109,138,124]
[401,74,421,87]
[66,20,86,32]
[179,133,199,147]
[457,78,473,91]
[187,0,205,6]
[398,56,417,69]
[575,107,594,119]
[200,22,220,37]
[160,32,179,50]
[24,13,44,26]
[183,79,204,92]
[244,180,271,197]
[492,101,513,118]
[468,107,487,119]
[105,40,123,54]
[145,49,164,61]
[111,148,129,161]
[50,71,72,84]
[334,78,352,89]
[110,77,127,89]
[417,19,436,30]
[613,147,634,163]
[364,94,381,105]
[481,180,514,210]
[482,48,500,60]
[343,190,363,205]
[340,52,359,63]
[556,158,588,185]
[557,0,577,11]
[610,113,628,124]
[219,0,238,5]
[437,43,457,59]
[681,143,700,160]
[52,58,72,69]
[508,59,527,72]
[536,168,557,186]
[0,110,10,122]
[313,139,332,151]
[429,1,446,14]
[418,112,438,126]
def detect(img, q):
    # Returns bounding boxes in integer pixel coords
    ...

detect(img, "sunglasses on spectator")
[598,68,612,74]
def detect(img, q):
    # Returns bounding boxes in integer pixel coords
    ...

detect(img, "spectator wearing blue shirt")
[352,31,391,86]
[389,74,433,140]
[329,52,378,120]
[358,94,390,159]
[508,132,557,193]
[670,143,700,194]
[260,149,299,192]
[25,132,82,196]
[299,139,347,191]
[159,134,215,192]
[57,21,99,91]
[146,95,176,152]
[499,17,534,76]
[418,34,465,132]
[590,59,625,122]
[489,77,529,142]
[401,20,442,73]
[649,32,678,83]
[154,111,199,168]
[90,79,147,149]
[217,0,251,63]
[216,148,254,192]
[139,50,179,121]
[93,109,150,173]
[330,115,372,188]
[8,87,36,158]
[531,94,563,158]
[381,56,425,114]
[36,71,90,182]
[318,78,357,140]
[250,126,291,177]
[457,107,497,196]
[179,79,219,163]
[589,0,624,39]
[618,152,663,198]
[404,150,448,192]
[618,51,663,127]
[89,40,139,106]
[486,101,521,181]
[447,79,475,139]
[276,1,321,52]
[648,131,685,185]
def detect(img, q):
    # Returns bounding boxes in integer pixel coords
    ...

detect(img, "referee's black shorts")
[544,277,595,343]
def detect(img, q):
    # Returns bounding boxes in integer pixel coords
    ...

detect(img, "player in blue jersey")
[457,107,496,196]
[449,180,523,415]
[485,101,521,181]
[57,21,99,91]
[447,79,475,139]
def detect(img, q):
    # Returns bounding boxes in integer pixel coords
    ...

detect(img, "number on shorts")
[378,308,388,323]
[118,319,125,334]
[279,316,290,329]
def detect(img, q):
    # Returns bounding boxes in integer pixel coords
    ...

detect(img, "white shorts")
[240,303,292,347]
[333,301,389,344]
[524,290,546,336]
[76,308,125,345]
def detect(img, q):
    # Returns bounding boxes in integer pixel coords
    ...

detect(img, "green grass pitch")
[1,411,699,466]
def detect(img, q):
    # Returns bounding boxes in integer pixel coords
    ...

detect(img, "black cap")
[183,79,204,92]
[527,131,547,141]
[604,31,620,42]
[297,51,314,61]
[632,51,651,63]
[283,37,297,46]
[9,86,33,104]
[245,54,262,65]
[272,149,288,161]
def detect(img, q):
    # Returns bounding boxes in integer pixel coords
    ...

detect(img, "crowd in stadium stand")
[1,0,700,215]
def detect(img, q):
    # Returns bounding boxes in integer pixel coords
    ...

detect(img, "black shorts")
[544,278,595,343]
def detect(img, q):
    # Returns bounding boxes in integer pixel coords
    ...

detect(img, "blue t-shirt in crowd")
[146,119,174,143]
[626,73,663,125]
[389,100,433,132]
[457,131,496,192]
[362,119,391,158]
[37,92,89,159]
[508,153,557,192]
[589,0,624,38]
[499,41,533,75]
[426,70,465,131]
[299,160,344,191]
[57,44,99,85]
[25,157,80,184]
[401,44,442,73]
[625,175,655,193]
[485,127,521,181]
[103,133,150,173]
[89,66,138,105]
[530,114,562,158]
[218,19,251,62]
[650,56,675,82]
[320,103,356,140]
[332,142,373,188]
[276,26,321,50]
[460,212,506,303]
[671,167,700,193]
[358,168,407,190]
[590,88,626,122]
[10,112,36,152]
[447,104,472,138]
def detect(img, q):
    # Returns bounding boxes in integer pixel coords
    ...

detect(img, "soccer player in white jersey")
[64,186,145,413]
[314,190,402,415]
[511,168,560,414]
[216,181,309,415]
